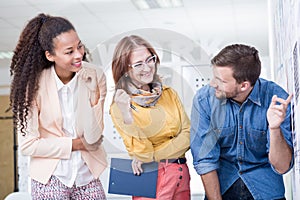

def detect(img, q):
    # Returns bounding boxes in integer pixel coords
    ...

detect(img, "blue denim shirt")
[190,78,293,200]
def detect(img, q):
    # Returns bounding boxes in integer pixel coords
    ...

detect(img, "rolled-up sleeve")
[190,88,220,175]
[267,90,294,173]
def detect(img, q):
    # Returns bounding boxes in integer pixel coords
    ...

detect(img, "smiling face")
[45,30,84,83]
[210,65,253,103]
[210,65,241,99]
[128,46,156,88]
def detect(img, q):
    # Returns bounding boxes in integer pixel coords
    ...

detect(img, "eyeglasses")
[129,55,157,70]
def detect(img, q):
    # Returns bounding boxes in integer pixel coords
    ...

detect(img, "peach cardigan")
[18,61,107,184]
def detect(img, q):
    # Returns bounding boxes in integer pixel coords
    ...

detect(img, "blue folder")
[108,158,158,198]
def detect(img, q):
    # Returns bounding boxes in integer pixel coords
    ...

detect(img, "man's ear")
[45,51,54,62]
[240,81,251,92]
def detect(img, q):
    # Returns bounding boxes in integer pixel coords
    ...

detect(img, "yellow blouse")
[110,86,190,162]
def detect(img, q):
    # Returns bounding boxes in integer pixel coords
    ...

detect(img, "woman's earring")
[125,73,128,78]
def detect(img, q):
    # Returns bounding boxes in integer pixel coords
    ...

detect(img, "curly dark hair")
[10,13,75,135]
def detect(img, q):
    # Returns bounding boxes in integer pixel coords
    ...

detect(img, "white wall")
[0,59,11,95]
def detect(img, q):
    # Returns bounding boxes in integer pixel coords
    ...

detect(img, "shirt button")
[239,125,243,129]
[178,167,183,171]
[239,161,243,164]
[239,141,243,145]
[239,171,243,175]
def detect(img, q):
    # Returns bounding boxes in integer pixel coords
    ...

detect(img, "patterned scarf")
[128,81,162,107]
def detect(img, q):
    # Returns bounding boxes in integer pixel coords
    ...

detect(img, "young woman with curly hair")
[10,13,107,199]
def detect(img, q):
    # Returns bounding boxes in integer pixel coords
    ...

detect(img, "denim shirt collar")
[247,79,261,106]
[222,79,262,106]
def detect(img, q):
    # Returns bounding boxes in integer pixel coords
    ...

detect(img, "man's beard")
[214,88,238,100]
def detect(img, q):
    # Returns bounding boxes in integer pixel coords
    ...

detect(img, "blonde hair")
[111,35,160,93]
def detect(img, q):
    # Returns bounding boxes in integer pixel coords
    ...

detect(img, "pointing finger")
[274,94,293,106]
[270,95,277,106]
[285,94,293,104]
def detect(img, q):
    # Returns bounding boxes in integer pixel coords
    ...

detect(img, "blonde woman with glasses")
[110,35,191,200]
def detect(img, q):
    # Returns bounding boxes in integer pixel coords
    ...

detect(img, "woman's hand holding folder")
[131,157,144,175]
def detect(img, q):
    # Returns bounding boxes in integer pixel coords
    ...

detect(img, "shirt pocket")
[217,127,236,148]
[246,128,267,153]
